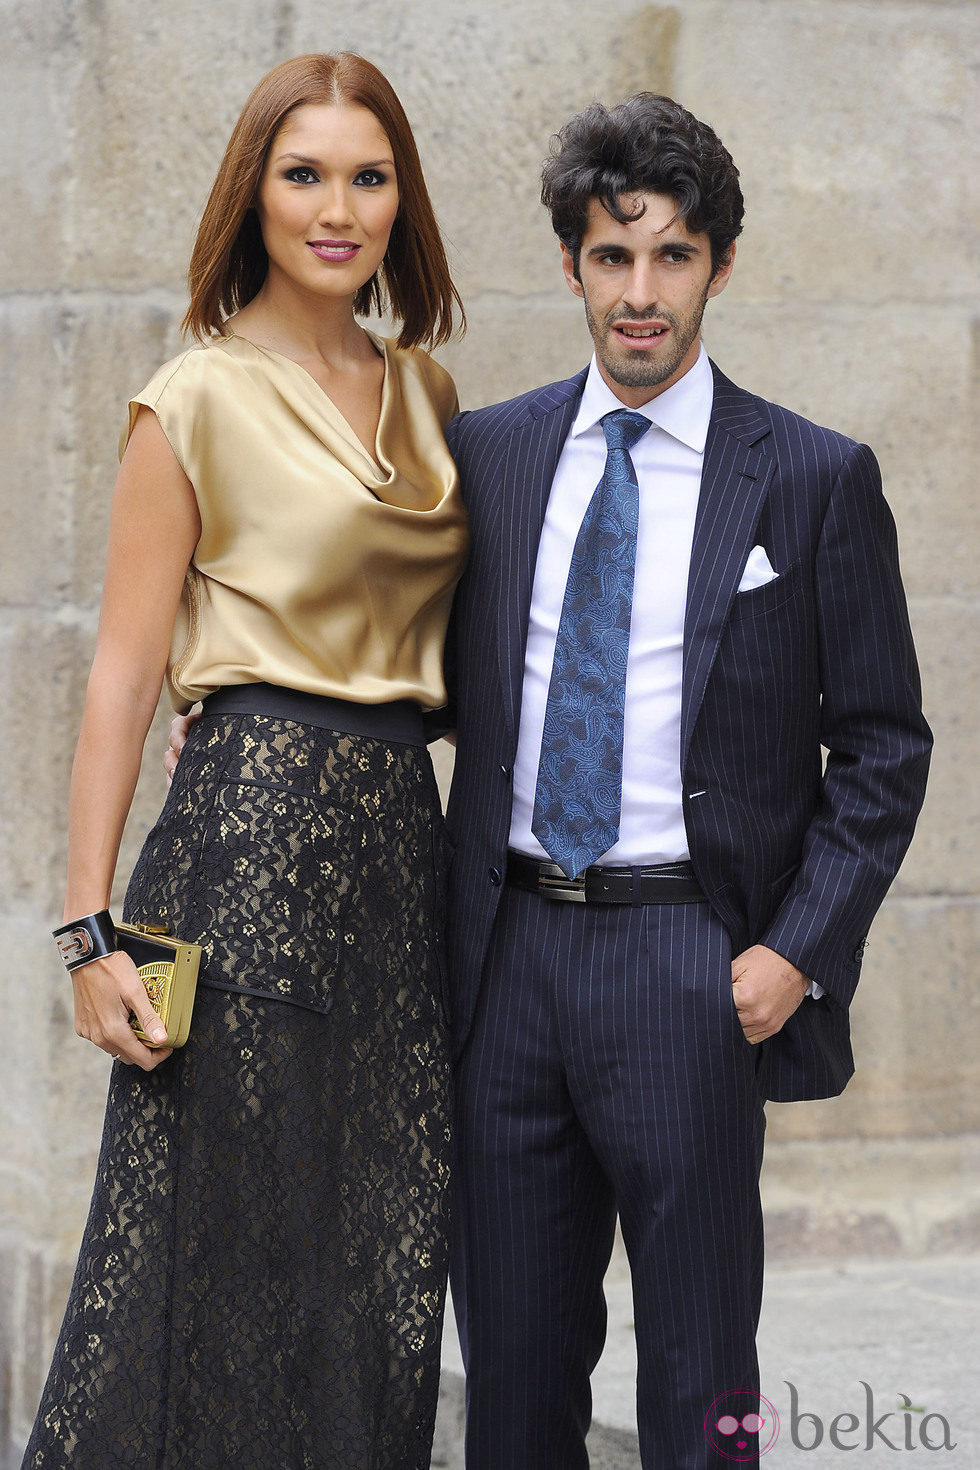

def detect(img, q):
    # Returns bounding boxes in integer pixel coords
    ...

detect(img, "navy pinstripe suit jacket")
[442,360,932,1101]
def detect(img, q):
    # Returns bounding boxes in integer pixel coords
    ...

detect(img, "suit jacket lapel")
[497,373,586,744]
[681,366,775,764]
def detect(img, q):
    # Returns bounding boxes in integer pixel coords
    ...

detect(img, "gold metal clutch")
[115,921,203,1048]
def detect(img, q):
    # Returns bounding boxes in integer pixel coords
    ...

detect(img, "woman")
[25,53,467,1470]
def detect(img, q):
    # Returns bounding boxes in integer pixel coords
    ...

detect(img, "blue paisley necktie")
[531,408,651,879]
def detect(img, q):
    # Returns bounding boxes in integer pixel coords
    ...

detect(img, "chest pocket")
[729,561,802,621]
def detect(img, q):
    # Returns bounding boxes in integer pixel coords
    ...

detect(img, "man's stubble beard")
[584,290,709,390]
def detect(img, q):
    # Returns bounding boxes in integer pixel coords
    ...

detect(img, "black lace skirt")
[24,703,453,1470]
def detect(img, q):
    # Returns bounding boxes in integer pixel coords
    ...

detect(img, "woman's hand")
[71,951,173,1069]
[165,709,200,785]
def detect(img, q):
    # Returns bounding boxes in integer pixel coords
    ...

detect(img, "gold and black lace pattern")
[24,715,452,1470]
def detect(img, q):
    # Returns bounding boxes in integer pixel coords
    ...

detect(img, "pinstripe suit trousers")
[451,884,766,1470]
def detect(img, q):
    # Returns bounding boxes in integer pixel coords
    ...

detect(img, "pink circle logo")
[704,1390,780,1460]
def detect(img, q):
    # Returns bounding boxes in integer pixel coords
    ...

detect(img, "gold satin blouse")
[123,332,468,713]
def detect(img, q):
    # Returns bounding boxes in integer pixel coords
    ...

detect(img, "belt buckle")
[538,867,587,903]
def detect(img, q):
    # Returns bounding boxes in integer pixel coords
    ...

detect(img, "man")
[443,94,931,1468]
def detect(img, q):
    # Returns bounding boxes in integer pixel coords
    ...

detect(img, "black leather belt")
[506,852,706,905]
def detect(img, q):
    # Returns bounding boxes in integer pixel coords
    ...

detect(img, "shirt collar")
[570,342,714,453]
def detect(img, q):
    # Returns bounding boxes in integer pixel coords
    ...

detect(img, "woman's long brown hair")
[182,53,463,349]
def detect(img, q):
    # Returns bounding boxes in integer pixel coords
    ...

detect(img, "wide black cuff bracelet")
[52,910,118,972]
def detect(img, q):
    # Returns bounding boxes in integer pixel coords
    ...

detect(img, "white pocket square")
[737,545,778,593]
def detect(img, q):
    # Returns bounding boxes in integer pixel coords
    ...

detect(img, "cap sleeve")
[117,348,204,469]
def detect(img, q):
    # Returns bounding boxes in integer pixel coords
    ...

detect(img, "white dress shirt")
[509,345,714,864]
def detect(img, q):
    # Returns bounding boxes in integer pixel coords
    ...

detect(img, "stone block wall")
[1,0,976,1459]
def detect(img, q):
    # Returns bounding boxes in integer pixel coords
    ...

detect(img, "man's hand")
[731,944,809,1044]
[164,709,200,784]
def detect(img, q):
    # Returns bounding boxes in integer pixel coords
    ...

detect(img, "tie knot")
[601,409,650,453]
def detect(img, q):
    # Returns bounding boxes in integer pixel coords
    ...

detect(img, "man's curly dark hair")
[540,93,744,278]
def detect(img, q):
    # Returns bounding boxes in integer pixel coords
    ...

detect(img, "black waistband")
[200,683,427,746]
[506,851,706,905]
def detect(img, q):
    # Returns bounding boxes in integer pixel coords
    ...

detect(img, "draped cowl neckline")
[214,330,455,514]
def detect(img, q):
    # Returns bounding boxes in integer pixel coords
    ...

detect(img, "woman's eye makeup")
[279,166,391,187]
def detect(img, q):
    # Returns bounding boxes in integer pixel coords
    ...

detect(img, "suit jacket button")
[489,866,502,885]
[499,764,511,778]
